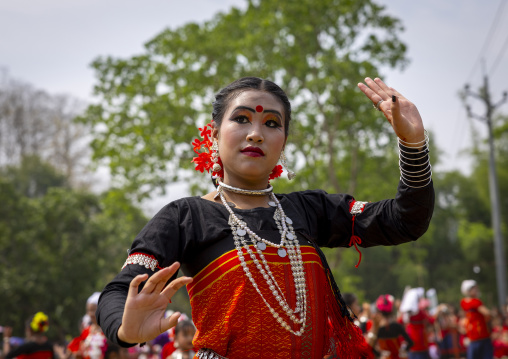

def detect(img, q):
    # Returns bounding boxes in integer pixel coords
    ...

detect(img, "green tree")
[0,158,148,339]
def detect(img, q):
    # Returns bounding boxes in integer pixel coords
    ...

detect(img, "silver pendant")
[268,201,277,207]
[227,201,236,208]
[257,242,267,251]
[285,216,293,224]
[287,232,294,240]
[236,228,246,236]
[277,248,287,257]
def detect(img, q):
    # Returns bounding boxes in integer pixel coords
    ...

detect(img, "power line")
[466,0,507,82]
[490,32,508,76]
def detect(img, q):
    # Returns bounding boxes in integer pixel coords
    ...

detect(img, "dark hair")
[174,319,195,337]
[343,293,358,307]
[212,77,292,137]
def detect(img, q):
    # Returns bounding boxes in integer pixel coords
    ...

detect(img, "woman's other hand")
[117,262,193,344]
[358,77,425,146]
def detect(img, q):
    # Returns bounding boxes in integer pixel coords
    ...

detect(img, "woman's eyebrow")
[264,109,282,117]
[232,106,255,113]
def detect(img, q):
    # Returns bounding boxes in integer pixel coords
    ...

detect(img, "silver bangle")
[398,130,429,146]
[400,176,433,189]
[398,156,430,167]
[399,166,432,178]
[399,151,430,162]
[398,145,429,155]
[400,173,432,183]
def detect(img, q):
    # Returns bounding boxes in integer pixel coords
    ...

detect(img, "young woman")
[3,312,54,359]
[96,77,434,359]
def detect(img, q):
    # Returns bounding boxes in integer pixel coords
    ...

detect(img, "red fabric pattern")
[460,298,490,341]
[187,245,367,358]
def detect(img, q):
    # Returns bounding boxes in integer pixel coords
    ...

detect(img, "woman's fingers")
[161,276,193,302]
[357,82,380,102]
[364,78,388,99]
[390,95,401,126]
[373,78,392,96]
[357,79,392,113]
[128,273,149,298]
[140,262,181,294]
[151,262,181,294]
[160,311,183,333]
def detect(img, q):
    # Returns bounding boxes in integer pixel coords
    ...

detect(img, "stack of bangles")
[398,130,432,189]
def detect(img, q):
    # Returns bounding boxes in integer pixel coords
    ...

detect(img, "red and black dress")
[97,180,434,359]
[5,341,54,359]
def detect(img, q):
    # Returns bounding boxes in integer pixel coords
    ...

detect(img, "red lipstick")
[240,146,265,157]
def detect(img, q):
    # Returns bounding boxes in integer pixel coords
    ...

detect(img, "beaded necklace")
[217,183,307,335]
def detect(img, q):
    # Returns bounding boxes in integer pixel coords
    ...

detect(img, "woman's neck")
[219,190,271,209]
[222,173,270,191]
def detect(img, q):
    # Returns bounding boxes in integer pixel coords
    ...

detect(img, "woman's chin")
[224,170,271,184]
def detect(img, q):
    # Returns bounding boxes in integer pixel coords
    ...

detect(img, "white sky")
[1,0,507,212]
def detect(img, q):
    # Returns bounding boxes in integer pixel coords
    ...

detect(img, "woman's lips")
[241,151,263,157]
[241,146,264,157]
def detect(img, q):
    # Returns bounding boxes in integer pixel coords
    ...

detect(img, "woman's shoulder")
[279,189,330,199]
[279,189,351,206]
[157,196,219,213]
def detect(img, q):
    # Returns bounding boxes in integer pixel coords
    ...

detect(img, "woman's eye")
[233,115,250,124]
[266,119,281,128]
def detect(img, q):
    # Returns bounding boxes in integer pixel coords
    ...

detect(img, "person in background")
[166,321,196,359]
[68,293,107,359]
[490,307,508,359]
[434,304,466,359]
[402,292,433,359]
[373,294,414,359]
[3,312,54,359]
[460,280,493,359]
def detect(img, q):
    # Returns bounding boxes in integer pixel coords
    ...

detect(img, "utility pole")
[464,72,508,310]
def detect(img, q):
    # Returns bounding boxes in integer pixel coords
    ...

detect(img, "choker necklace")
[217,180,273,196]
[218,187,307,336]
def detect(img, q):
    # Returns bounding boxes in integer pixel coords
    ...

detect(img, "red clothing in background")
[460,298,490,342]
[406,310,432,353]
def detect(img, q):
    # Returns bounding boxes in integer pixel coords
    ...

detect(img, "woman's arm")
[97,202,192,347]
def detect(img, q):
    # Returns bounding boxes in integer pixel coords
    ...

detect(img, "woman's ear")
[212,122,219,141]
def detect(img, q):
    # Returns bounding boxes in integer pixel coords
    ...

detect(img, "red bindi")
[255,105,263,113]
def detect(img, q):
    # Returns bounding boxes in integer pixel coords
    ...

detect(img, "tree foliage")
[0,158,148,339]
[82,0,408,198]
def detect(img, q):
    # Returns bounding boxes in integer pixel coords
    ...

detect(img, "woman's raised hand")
[358,77,425,145]
[117,262,193,344]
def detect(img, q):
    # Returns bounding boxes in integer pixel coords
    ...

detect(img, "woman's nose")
[246,124,264,143]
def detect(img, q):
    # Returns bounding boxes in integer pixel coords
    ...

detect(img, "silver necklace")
[217,180,273,196]
[218,187,307,335]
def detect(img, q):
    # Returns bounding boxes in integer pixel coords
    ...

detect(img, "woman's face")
[86,303,98,325]
[214,90,286,187]
[175,328,195,351]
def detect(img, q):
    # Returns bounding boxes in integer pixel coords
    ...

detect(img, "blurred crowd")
[1,279,507,359]
[343,279,506,359]
[0,293,196,359]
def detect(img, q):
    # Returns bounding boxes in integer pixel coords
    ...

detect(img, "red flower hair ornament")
[191,122,283,181]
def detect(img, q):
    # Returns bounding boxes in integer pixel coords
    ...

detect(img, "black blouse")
[97,179,434,347]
